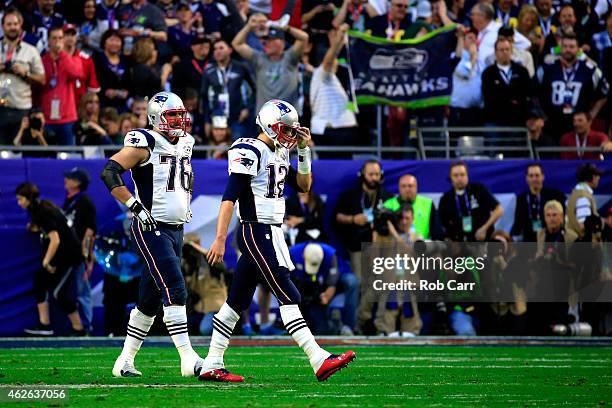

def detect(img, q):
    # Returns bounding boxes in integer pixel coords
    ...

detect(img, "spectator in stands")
[156,0,179,26]
[332,0,375,31]
[12,110,51,157]
[207,114,231,159]
[130,97,148,128]
[172,36,210,98]
[15,182,85,336]
[438,161,503,242]
[566,163,602,239]
[309,24,357,156]
[536,32,609,140]
[334,160,392,282]
[167,3,204,60]
[117,0,167,55]
[92,0,121,52]
[285,184,328,245]
[290,242,358,335]
[366,0,412,40]
[301,0,336,63]
[62,167,96,333]
[195,0,230,41]
[73,92,113,145]
[94,29,129,111]
[591,12,612,67]
[78,0,100,52]
[383,174,443,240]
[182,87,205,141]
[129,37,172,99]
[490,26,535,77]
[449,27,483,127]
[119,112,139,136]
[559,111,612,160]
[233,15,308,111]
[100,107,123,143]
[516,5,539,39]
[481,37,532,127]
[0,8,46,145]
[200,39,253,140]
[535,0,556,49]
[404,1,433,38]
[63,24,100,112]
[526,107,556,158]
[494,0,519,27]
[41,26,83,146]
[511,163,566,242]
[32,0,65,51]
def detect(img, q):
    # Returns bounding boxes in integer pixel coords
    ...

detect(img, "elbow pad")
[101,159,126,192]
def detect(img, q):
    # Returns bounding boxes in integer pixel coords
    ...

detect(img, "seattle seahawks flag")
[347,25,457,108]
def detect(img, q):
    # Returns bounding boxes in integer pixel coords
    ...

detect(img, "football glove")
[126,197,157,232]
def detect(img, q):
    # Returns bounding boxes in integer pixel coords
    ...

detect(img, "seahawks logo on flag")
[233,156,255,170]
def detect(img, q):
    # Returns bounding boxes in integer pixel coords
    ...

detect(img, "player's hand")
[43,261,56,274]
[296,126,311,149]
[126,197,157,232]
[207,237,226,265]
[353,213,369,226]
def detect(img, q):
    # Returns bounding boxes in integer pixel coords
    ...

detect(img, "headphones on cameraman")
[357,159,384,183]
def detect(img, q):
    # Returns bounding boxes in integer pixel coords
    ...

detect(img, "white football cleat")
[112,355,142,377]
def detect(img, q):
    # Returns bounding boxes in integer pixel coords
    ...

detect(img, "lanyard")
[562,63,578,84]
[350,4,363,25]
[192,59,204,75]
[216,64,231,91]
[498,66,512,84]
[526,193,540,221]
[1,40,21,64]
[455,193,470,217]
[64,192,83,214]
[386,14,401,39]
[575,133,588,158]
[497,8,510,25]
[539,16,552,37]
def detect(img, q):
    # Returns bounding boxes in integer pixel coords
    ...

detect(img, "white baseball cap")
[303,243,324,275]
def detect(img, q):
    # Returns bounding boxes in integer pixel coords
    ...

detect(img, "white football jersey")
[124,129,194,224]
[227,138,292,224]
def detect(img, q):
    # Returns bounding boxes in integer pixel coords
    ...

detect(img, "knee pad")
[137,297,162,317]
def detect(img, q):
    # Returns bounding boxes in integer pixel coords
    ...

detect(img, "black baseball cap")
[64,167,90,190]
[191,36,210,46]
[527,107,546,120]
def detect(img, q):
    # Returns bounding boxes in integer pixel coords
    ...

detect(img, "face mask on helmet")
[270,122,299,149]
[158,109,190,137]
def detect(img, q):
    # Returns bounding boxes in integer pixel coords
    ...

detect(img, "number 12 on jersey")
[265,163,287,199]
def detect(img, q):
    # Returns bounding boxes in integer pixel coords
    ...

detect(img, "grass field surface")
[1,345,611,407]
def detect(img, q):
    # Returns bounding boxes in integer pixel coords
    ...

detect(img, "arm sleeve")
[79,197,97,233]
[222,172,251,202]
[286,166,306,193]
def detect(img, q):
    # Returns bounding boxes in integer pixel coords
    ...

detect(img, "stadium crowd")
[0,0,611,156]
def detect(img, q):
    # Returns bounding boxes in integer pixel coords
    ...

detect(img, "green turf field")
[1,346,611,407]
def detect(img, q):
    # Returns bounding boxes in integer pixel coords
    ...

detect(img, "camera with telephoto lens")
[3,60,13,72]
[372,208,398,236]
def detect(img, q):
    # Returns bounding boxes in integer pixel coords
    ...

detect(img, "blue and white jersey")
[227,138,291,225]
[124,129,194,224]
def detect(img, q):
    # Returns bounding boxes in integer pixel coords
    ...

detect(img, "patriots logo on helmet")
[233,156,255,170]
[275,101,291,115]
[153,94,168,104]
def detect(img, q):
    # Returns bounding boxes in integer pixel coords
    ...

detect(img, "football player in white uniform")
[199,99,355,383]
[101,92,203,378]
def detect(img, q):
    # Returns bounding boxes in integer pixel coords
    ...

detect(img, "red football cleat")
[198,368,244,383]
[315,350,356,382]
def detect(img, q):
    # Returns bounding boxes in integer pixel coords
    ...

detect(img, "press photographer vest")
[566,185,598,238]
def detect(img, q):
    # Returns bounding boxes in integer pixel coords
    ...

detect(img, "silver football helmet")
[256,99,300,149]
[147,91,190,137]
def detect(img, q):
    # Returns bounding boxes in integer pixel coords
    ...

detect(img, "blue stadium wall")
[1,159,611,336]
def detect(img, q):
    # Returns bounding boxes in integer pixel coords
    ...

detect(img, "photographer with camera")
[289,242,358,335]
[334,160,393,283]
[0,8,46,144]
[12,110,51,157]
[567,164,603,240]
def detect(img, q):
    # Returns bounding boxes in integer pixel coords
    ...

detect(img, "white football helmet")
[147,92,190,137]
[256,99,300,149]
